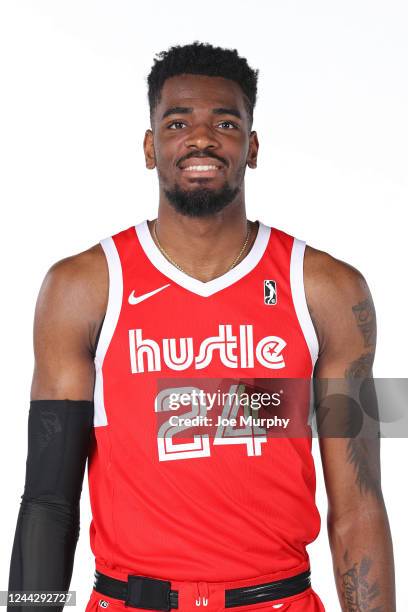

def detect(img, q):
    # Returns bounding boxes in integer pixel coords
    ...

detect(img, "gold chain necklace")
[152,219,252,277]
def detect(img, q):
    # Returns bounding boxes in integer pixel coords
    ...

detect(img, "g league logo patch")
[264,280,277,305]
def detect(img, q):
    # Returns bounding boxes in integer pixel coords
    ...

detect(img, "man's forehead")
[157,74,246,111]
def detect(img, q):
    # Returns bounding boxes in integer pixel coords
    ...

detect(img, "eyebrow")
[161,106,242,120]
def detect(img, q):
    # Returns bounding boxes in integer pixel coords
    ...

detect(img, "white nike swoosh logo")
[128,283,171,305]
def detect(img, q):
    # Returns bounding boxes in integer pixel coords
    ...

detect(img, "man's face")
[144,74,258,218]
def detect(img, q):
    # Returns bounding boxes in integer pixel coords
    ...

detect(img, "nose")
[184,122,219,151]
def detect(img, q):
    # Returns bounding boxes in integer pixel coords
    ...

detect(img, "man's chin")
[164,184,240,218]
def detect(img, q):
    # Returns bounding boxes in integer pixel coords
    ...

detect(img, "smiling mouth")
[178,159,225,178]
[182,164,221,172]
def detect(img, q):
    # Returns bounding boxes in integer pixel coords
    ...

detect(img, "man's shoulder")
[304,244,372,324]
[36,242,108,332]
[304,244,367,297]
[44,242,107,295]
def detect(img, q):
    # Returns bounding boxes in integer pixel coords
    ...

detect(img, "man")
[8,42,395,611]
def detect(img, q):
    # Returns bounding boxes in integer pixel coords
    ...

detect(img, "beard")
[164,181,240,218]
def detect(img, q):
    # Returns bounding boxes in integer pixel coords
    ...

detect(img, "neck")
[148,201,257,283]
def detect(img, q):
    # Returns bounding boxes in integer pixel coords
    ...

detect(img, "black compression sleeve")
[8,400,94,611]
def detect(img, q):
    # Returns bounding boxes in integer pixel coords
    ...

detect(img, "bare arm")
[31,244,107,400]
[8,244,107,609]
[305,247,395,611]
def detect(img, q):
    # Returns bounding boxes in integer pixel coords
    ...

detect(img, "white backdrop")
[0,1,407,609]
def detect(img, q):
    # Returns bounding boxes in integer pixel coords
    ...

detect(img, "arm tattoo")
[338,551,383,611]
[352,298,376,348]
[344,349,380,499]
[345,298,380,497]
[346,297,376,377]
[345,352,374,378]
[346,437,382,500]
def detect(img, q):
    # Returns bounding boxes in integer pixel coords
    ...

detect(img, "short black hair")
[147,41,259,127]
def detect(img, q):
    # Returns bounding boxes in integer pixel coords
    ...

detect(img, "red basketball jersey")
[88,219,321,583]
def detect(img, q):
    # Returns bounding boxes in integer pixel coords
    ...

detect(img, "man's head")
[144,42,259,218]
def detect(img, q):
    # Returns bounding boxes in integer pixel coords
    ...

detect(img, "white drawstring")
[195,582,201,606]
[195,582,209,607]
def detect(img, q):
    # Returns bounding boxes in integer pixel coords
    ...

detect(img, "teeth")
[183,165,219,171]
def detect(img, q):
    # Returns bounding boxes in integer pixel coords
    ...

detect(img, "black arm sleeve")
[8,400,94,611]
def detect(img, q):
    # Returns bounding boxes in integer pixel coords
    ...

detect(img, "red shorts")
[85,569,325,612]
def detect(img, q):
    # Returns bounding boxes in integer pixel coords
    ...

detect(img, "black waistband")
[93,568,311,610]
[225,569,311,607]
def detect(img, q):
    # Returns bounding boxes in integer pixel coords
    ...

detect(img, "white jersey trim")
[94,236,123,427]
[290,239,319,370]
[135,219,271,298]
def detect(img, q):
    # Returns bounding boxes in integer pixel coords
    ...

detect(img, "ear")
[247,131,259,169]
[143,129,156,169]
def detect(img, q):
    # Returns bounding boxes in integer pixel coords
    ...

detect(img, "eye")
[217,120,238,129]
[168,121,186,129]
